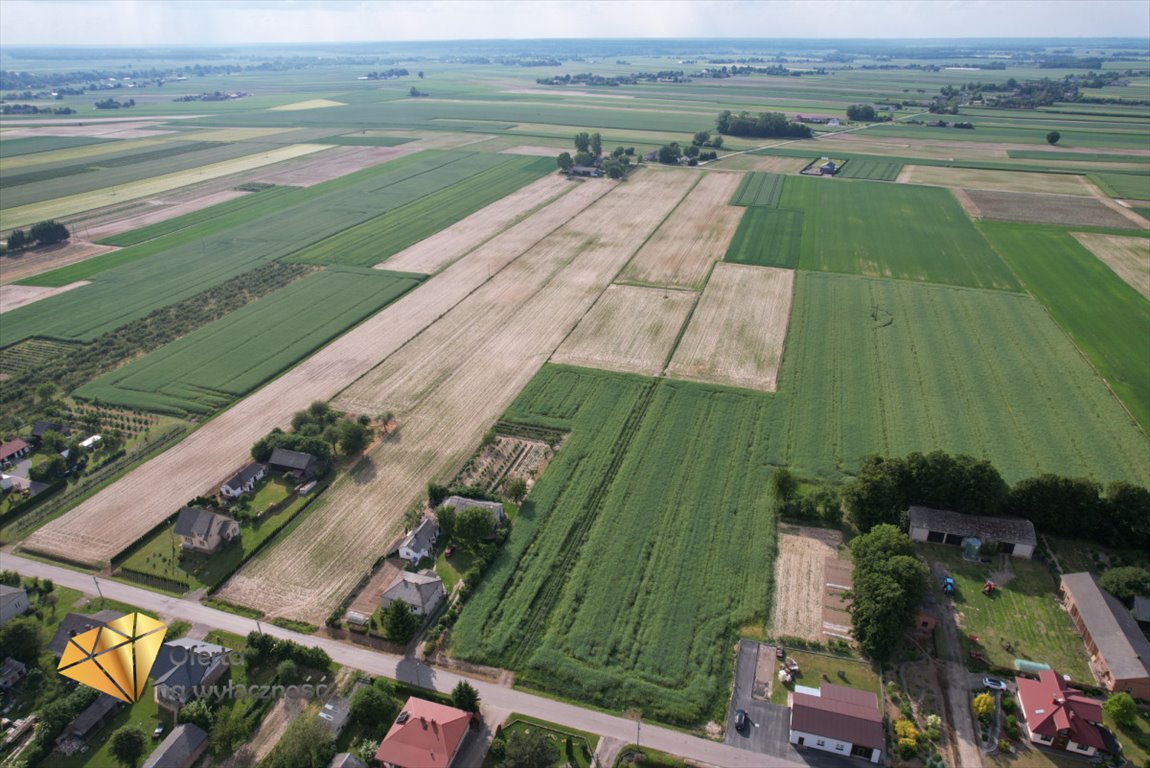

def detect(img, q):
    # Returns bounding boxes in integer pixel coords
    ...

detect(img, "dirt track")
[20,175,617,566]
[217,169,698,622]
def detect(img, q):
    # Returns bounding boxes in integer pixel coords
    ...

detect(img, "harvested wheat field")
[899,165,1094,196]
[19,178,619,567]
[251,145,417,187]
[551,284,696,376]
[0,281,90,313]
[269,99,347,111]
[619,171,745,289]
[666,262,794,391]
[965,189,1146,230]
[771,526,844,642]
[0,241,119,284]
[381,173,576,273]
[218,169,698,622]
[1072,232,1150,300]
[498,145,566,157]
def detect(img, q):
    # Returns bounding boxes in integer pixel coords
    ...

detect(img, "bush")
[899,736,918,758]
[972,692,995,719]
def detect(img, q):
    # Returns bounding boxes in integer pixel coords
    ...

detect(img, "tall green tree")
[383,601,421,644]
[339,420,371,455]
[574,132,591,152]
[263,714,336,768]
[451,681,480,712]
[436,505,457,541]
[1046,131,1061,145]
[110,726,147,768]
[0,618,42,664]
[1098,567,1150,605]
[456,506,495,547]
[504,728,557,768]
[556,152,574,171]
[590,132,602,156]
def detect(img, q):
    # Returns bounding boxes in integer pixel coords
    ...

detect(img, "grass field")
[780,176,1021,291]
[723,207,804,268]
[289,154,554,267]
[1071,232,1150,300]
[836,159,902,181]
[771,272,1149,484]
[0,135,114,158]
[1006,150,1150,164]
[75,267,421,414]
[452,367,779,725]
[769,650,881,706]
[1089,171,1150,200]
[919,544,1091,682]
[730,172,784,206]
[979,222,1150,433]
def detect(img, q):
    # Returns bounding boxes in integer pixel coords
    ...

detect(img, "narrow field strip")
[0,281,91,314]
[899,165,1095,196]
[666,262,794,392]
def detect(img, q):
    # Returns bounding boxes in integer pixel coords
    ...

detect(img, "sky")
[0,0,1148,47]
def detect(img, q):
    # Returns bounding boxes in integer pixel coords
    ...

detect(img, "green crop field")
[314,134,416,146]
[75,267,420,414]
[1089,171,1150,200]
[0,151,469,345]
[730,172,784,206]
[0,135,114,158]
[452,366,778,725]
[290,154,553,267]
[770,272,1148,484]
[781,176,1021,291]
[1007,150,1150,164]
[836,158,903,181]
[979,222,1150,432]
[723,207,803,268]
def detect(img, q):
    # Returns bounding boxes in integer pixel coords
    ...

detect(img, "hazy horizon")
[1,0,1148,48]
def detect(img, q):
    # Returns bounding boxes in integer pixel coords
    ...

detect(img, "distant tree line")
[94,97,135,109]
[364,68,409,79]
[843,450,1150,551]
[6,220,69,252]
[846,104,891,122]
[715,110,812,139]
[0,104,75,115]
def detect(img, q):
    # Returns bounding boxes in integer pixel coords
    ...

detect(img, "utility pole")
[92,575,104,602]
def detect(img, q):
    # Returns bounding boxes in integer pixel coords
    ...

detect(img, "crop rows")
[780,175,1022,291]
[290,155,554,267]
[0,135,112,159]
[836,159,902,181]
[2,141,223,189]
[730,172,784,207]
[1089,171,1150,200]
[76,267,421,414]
[723,207,803,268]
[0,339,81,378]
[453,367,779,725]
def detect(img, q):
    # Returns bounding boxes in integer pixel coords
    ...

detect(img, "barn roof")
[908,506,1036,547]
[1061,572,1150,682]
[790,683,883,750]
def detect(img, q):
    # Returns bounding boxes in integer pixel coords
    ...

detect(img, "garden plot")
[965,189,1146,230]
[619,171,744,289]
[381,173,575,274]
[899,166,1094,196]
[551,284,696,376]
[1071,232,1150,300]
[217,169,697,623]
[770,526,844,642]
[19,177,621,567]
[0,281,90,313]
[666,263,794,392]
[454,435,558,496]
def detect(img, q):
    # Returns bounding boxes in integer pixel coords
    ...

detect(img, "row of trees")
[250,400,372,464]
[6,220,70,252]
[842,451,1150,551]
[846,104,891,122]
[715,109,812,139]
[848,524,928,662]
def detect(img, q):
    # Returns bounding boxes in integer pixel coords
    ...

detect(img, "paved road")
[3,553,803,768]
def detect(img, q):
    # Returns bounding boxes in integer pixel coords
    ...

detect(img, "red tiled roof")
[790,683,883,750]
[0,439,29,462]
[1017,670,1107,751]
[375,697,470,768]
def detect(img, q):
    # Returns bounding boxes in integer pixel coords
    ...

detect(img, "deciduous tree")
[110,725,147,767]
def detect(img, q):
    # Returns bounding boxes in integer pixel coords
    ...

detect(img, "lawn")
[118,490,314,592]
[979,221,1150,433]
[1106,707,1150,768]
[780,175,1021,291]
[40,682,165,768]
[485,713,599,768]
[452,367,779,725]
[1042,535,1150,576]
[918,544,1091,682]
[75,267,421,414]
[722,207,803,268]
[770,272,1149,485]
[769,650,881,706]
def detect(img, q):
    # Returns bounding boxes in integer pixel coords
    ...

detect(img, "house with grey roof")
[48,610,122,658]
[908,506,1037,558]
[56,694,124,756]
[0,657,26,688]
[1060,572,1150,699]
[142,723,208,768]
[151,638,230,715]
[442,495,507,526]
[0,585,29,626]
[1134,595,1150,627]
[381,571,445,617]
[268,448,320,478]
[394,517,439,564]
[220,462,266,498]
[174,506,239,554]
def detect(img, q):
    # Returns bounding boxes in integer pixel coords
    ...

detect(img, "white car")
[983,677,1008,691]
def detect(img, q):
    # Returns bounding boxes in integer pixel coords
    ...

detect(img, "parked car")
[983,677,1008,691]
[152,725,165,740]
[735,709,749,732]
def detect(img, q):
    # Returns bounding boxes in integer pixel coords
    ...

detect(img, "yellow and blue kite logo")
[56,613,167,703]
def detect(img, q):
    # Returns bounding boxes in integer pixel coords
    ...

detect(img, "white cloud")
[0,0,1147,46]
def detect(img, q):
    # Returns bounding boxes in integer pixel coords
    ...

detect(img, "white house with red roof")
[1016,669,1111,757]
[788,683,884,763]
[375,697,471,768]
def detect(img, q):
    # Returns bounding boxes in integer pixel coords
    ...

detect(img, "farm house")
[789,683,883,763]
[908,506,1036,558]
